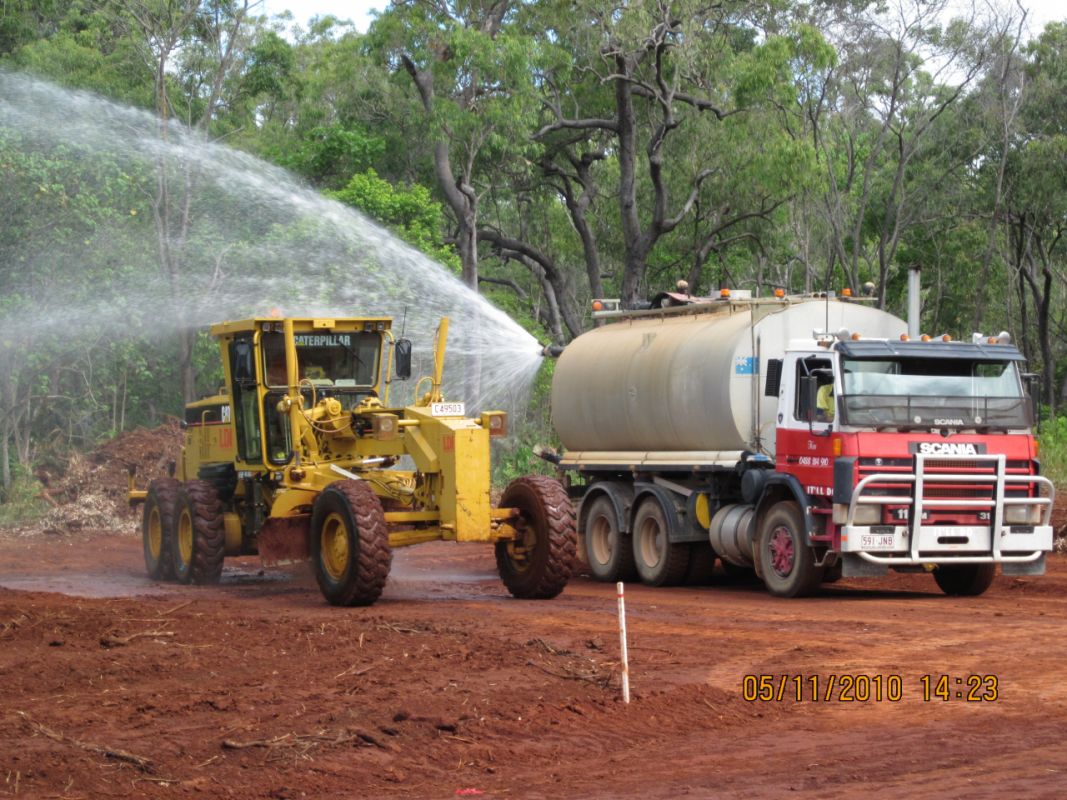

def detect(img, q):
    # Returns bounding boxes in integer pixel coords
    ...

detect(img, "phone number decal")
[741,674,999,703]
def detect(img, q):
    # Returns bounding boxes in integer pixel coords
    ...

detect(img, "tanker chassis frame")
[551,301,1055,598]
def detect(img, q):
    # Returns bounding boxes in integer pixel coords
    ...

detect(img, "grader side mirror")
[394,338,413,381]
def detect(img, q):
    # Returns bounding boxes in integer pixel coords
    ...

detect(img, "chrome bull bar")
[844,453,1054,565]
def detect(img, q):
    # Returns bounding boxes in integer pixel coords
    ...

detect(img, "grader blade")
[258,516,311,567]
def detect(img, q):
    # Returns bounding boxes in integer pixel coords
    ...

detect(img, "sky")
[262,0,383,31]
[262,1,1064,36]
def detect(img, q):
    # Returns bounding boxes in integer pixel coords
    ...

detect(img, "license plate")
[859,533,896,551]
[430,402,465,417]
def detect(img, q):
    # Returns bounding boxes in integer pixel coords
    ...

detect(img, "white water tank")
[551,299,905,456]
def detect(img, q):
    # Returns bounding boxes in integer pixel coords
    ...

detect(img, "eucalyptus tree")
[369,0,546,291]
[532,0,832,307]
[802,0,998,306]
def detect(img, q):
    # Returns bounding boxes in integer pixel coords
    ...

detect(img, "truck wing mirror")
[394,338,413,381]
[1022,372,1040,428]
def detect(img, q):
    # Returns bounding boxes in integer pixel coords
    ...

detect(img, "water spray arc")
[0,70,542,416]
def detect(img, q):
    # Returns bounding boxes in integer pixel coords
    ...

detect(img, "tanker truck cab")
[773,333,1053,595]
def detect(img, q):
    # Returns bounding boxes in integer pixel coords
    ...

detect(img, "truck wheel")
[171,480,225,584]
[496,476,576,599]
[583,495,636,582]
[756,502,822,598]
[631,496,689,587]
[933,563,995,596]
[143,478,179,580]
[311,480,392,607]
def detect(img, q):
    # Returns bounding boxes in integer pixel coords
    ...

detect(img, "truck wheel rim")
[769,527,794,578]
[147,507,163,560]
[177,508,193,565]
[638,517,662,568]
[320,512,349,581]
[590,515,612,565]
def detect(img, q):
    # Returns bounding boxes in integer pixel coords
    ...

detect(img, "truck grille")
[856,457,1035,519]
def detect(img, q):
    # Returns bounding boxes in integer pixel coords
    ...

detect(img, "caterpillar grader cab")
[130,315,575,606]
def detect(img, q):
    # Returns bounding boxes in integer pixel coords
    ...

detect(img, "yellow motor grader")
[129,315,575,606]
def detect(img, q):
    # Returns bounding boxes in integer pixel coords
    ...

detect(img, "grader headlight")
[481,411,508,438]
[372,413,399,441]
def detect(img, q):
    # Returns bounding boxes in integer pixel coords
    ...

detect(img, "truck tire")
[143,478,180,580]
[756,502,822,597]
[583,495,636,583]
[631,496,690,587]
[933,563,995,596]
[496,476,576,599]
[171,480,225,584]
[311,480,392,607]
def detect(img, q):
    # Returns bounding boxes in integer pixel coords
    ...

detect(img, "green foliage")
[327,169,460,271]
[1038,416,1067,488]
[279,125,386,189]
[491,358,558,487]
[0,464,45,526]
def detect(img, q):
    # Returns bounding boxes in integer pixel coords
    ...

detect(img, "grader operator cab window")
[261,331,381,390]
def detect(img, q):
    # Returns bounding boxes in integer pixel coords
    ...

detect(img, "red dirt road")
[1,533,1065,799]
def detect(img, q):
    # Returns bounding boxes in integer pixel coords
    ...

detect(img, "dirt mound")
[28,421,183,536]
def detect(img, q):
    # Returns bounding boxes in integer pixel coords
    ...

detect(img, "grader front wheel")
[495,476,576,599]
[310,480,392,607]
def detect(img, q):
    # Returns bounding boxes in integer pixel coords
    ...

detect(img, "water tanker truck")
[129,315,576,606]
[543,292,1054,597]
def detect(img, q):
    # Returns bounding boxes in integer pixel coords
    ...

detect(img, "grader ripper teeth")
[129,315,576,605]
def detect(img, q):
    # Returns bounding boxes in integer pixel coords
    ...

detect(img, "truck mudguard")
[578,480,635,535]
[632,482,707,544]
[753,472,818,546]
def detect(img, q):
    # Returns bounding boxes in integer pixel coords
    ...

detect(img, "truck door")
[775,354,835,498]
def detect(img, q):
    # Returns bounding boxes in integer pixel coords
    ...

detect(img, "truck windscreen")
[838,358,1030,430]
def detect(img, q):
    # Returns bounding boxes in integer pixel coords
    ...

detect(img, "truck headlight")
[1004,504,1039,525]
[851,504,882,526]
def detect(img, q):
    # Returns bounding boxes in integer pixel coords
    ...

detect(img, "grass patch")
[0,466,47,527]
[1038,415,1067,488]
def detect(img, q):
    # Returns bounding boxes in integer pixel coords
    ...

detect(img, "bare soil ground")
[3,427,1065,798]
[1,530,1066,800]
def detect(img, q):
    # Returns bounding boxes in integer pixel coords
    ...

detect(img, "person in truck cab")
[816,380,835,421]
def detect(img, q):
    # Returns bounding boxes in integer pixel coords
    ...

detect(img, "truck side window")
[795,357,832,422]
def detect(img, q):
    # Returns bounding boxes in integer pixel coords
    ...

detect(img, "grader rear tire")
[143,478,180,580]
[310,480,392,607]
[496,476,576,599]
[171,480,225,584]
